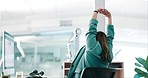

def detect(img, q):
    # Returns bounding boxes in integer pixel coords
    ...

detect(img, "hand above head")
[91,8,112,24]
[96,8,112,25]
[97,8,111,18]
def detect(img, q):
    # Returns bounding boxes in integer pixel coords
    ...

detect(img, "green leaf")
[134,74,143,78]
[135,63,143,67]
[136,57,148,71]
[135,68,148,77]
[146,56,148,71]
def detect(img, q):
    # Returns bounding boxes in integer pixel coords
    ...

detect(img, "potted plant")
[134,56,148,78]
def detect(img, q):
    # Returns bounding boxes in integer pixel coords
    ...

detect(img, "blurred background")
[0,0,147,77]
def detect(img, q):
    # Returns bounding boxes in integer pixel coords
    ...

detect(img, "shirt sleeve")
[107,25,115,61]
[86,19,98,50]
[85,19,101,53]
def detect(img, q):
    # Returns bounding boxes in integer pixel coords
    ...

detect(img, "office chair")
[80,67,116,78]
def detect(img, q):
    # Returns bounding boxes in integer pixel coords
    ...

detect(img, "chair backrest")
[80,67,116,78]
[67,45,86,78]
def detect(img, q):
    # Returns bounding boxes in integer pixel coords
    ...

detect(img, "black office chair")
[80,67,116,78]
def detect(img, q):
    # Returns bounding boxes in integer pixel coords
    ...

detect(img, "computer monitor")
[2,31,15,75]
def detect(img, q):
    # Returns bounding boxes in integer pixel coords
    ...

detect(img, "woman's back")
[67,8,115,78]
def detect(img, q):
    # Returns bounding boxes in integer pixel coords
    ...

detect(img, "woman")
[68,8,115,78]
[85,8,114,68]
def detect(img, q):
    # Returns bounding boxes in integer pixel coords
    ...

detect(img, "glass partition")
[13,29,78,77]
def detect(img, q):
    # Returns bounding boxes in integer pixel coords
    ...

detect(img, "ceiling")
[0,0,147,20]
[0,0,92,21]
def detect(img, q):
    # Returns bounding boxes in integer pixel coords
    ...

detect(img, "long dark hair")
[96,31,111,62]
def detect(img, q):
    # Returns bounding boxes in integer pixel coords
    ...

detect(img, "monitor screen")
[2,31,15,75]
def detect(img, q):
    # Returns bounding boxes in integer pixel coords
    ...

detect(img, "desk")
[63,62,124,78]
[109,62,124,78]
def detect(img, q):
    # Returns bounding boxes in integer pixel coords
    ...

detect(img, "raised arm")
[86,9,113,49]
[98,8,114,60]
[85,11,99,50]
